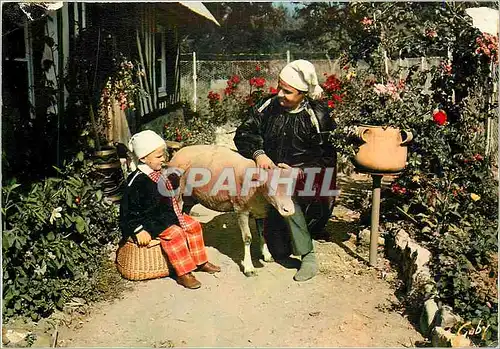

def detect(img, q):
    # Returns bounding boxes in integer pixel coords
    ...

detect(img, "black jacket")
[119,170,180,240]
[234,96,336,168]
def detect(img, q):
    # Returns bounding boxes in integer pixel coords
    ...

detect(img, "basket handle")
[124,237,161,248]
[147,239,161,248]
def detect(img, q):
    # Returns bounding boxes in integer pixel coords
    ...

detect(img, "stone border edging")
[385,229,471,347]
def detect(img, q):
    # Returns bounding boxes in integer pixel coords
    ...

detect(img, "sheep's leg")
[255,218,274,262]
[237,211,256,277]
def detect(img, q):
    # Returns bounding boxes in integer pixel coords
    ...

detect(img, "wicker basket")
[115,238,171,281]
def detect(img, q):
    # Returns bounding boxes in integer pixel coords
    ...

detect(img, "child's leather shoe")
[197,262,221,274]
[177,272,201,289]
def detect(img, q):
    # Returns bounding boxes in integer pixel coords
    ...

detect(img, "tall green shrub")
[2,156,121,320]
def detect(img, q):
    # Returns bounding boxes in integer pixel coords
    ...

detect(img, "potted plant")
[325,65,432,174]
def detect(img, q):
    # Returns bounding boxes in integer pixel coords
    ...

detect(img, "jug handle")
[401,130,413,145]
[356,127,370,143]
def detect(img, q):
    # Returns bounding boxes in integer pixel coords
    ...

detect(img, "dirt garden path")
[57,130,423,347]
[57,175,423,348]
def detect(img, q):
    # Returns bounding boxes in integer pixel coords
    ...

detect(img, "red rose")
[230,75,240,84]
[322,74,342,93]
[255,65,261,72]
[391,184,406,194]
[250,77,266,88]
[433,109,447,126]
[327,100,335,109]
[474,154,484,161]
[269,87,278,95]
[207,91,221,101]
[256,77,266,88]
[391,184,400,193]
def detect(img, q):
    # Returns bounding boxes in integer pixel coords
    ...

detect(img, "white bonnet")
[128,130,165,159]
[279,59,324,99]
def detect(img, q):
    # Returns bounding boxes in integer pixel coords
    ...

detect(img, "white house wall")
[40,3,84,113]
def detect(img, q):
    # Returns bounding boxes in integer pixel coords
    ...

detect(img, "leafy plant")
[381,102,498,344]
[2,155,121,320]
[162,104,216,146]
[205,65,278,127]
[183,116,217,146]
[99,57,144,113]
[163,123,192,143]
[327,66,433,161]
[323,2,498,346]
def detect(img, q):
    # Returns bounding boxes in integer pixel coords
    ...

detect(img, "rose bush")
[206,65,275,126]
[163,123,191,143]
[324,3,498,345]
[161,104,216,146]
[326,65,434,164]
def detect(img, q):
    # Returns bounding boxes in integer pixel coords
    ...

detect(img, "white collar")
[286,99,307,114]
[137,163,154,176]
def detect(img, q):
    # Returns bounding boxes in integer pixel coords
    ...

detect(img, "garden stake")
[193,51,197,112]
[369,174,383,266]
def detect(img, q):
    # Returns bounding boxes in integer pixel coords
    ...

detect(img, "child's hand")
[136,230,152,246]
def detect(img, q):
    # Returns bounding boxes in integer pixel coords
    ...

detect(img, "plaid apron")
[148,171,208,276]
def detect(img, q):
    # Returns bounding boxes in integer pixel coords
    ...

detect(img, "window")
[3,15,35,119]
[155,25,166,98]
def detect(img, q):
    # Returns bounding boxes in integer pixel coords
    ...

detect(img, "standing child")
[119,130,220,289]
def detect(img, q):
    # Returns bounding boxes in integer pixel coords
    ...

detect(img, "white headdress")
[128,130,165,159]
[279,59,323,99]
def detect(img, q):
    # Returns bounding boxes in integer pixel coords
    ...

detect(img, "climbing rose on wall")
[475,32,499,63]
[100,58,142,112]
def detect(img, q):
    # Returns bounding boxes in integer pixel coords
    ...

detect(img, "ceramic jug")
[353,125,413,174]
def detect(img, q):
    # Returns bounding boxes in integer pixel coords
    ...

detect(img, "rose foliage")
[206,65,276,125]
[325,2,498,346]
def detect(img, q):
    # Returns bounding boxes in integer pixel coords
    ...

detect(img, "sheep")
[168,145,296,276]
